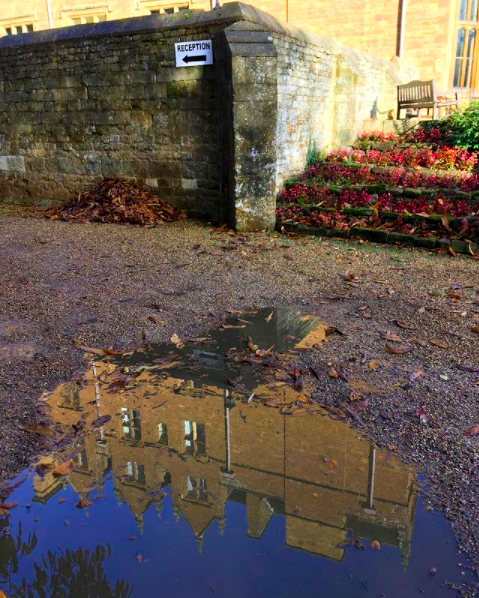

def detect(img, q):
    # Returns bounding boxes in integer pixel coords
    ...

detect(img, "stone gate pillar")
[216,22,278,232]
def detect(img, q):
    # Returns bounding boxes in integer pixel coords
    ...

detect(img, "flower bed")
[277,135,479,254]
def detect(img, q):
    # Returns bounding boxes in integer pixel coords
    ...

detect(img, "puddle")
[0,308,475,597]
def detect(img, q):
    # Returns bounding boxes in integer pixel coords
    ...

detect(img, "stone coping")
[0,1,414,79]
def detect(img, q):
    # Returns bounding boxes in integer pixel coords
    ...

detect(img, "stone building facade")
[0,3,414,229]
[0,0,475,92]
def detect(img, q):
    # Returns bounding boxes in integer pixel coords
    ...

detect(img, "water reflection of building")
[36,363,416,565]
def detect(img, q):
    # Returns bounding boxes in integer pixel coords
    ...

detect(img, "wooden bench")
[397,80,460,120]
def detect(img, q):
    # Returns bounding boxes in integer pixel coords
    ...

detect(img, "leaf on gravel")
[170,333,184,348]
[370,540,381,550]
[409,370,423,382]
[368,360,380,370]
[471,327,479,334]
[76,344,107,356]
[76,497,93,509]
[328,368,340,379]
[430,339,449,349]
[343,270,357,282]
[465,425,479,437]
[52,460,74,477]
[92,415,111,428]
[457,364,479,373]
[386,344,412,355]
[380,331,403,343]
[391,320,416,330]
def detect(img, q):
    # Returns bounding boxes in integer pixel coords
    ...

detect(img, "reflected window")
[126,461,146,484]
[187,477,208,501]
[76,449,88,470]
[122,408,142,441]
[158,423,168,445]
[184,421,206,455]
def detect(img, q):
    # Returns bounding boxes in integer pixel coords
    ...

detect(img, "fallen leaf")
[52,460,74,477]
[471,327,479,334]
[391,320,416,330]
[465,424,479,437]
[76,497,93,509]
[368,360,380,370]
[457,364,479,373]
[370,540,381,550]
[381,331,403,343]
[76,344,106,356]
[265,311,273,323]
[18,423,52,436]
[343,270,357,282]
[92,415,111,427]
[328,368,340,379]
[409,370,423,382]
[170,333,184,348]
[430,339,449,349]
[386,344,412,355]
[36,462,55,476]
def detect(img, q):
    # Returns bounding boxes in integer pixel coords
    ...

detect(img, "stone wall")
[0,2,415,230]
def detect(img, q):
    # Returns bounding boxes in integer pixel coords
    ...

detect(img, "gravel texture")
[0,216,478,572]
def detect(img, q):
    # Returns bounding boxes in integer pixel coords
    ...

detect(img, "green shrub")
[422,102,479,151]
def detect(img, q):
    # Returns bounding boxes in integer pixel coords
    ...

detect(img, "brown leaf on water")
[370,540,381,550]
[0,502,18,511]
[430,339,449,349]
[36,462,55,476]
[386,344,413,355]
[18,423,52,436]
[353,537,365,550]
[52,460,74,477]
[380,331,403,343]
[76,497,93,509]
[465,424,479,437]
[170,333,184,348]
[265,311,273,323]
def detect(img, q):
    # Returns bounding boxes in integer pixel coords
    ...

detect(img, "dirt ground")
[1,216,478,572]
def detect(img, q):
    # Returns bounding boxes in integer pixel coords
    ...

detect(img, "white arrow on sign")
[174,39,214,68]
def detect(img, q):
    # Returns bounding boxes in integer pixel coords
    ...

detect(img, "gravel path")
[1,216,478,571]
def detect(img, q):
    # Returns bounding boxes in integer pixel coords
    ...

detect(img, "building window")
[1,23,34,36]
[70,14,107,25]
[122,408,142,441]
[454,0,479,88]
[146,3,189,14]
[184,421,206,455]
[158,423,168,445]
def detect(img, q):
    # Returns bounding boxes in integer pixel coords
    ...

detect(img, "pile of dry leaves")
[44,179,184,225]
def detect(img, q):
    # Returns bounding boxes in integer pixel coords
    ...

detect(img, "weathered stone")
[0,2,414,230]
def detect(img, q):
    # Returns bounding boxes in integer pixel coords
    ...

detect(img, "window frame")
[453,0,479,89]
[0,16,35,37]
